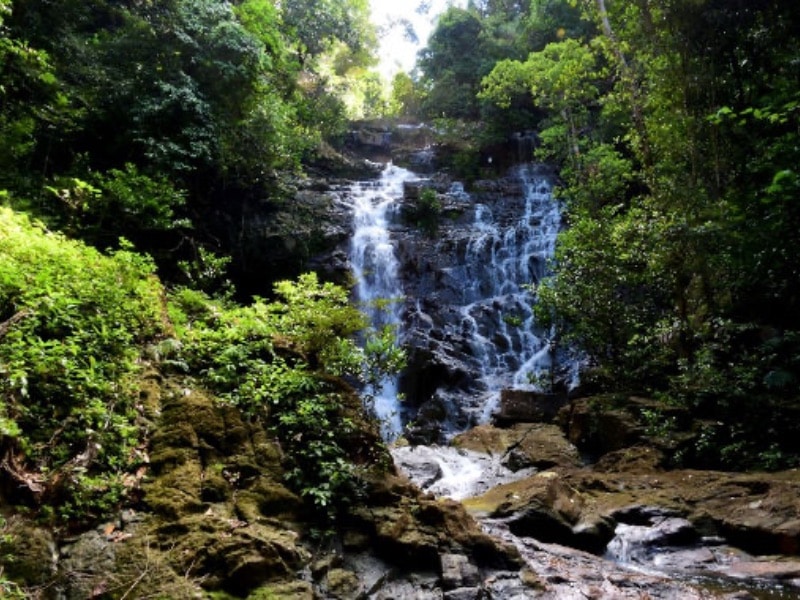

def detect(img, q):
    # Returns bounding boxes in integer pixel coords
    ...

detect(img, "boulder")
[0,517,56,588]
[439,553,480,590]
[495,389,569,424]
[451,423,582,471]
[558,396,645,457]
[347,473,523,573]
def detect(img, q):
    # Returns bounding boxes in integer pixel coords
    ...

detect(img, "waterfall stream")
[347,163,417,440]
[456,164,563,420]
[346,162,569,437]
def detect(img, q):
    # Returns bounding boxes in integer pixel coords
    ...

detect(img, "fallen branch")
[0,309,33,340]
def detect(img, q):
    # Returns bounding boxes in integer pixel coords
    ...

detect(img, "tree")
[389,71,424,117]
[279,0,376,67]
[418,7,487,118]
[526,0,800,467]
[480,39,606,178]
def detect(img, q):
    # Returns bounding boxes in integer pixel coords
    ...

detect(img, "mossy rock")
[324,568,361,599]
[246,579,314,599]
[0,517,56,587]
[234,480,302,522]
[139,507,309,596]
[143,460,205,518]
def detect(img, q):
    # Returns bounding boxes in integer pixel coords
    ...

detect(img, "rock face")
[397,421,800,598]
[393,166,570,439]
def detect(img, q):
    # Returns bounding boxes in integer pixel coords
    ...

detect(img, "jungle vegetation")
[1,0,799,550]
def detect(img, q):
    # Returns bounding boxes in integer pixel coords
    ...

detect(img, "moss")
[136,370,164,420]
[325,568,361,599]
[235,481,302,521]
[246,580,314,599]
[0,517,56,587]
[143,461,205,518]
[201,471,231,503]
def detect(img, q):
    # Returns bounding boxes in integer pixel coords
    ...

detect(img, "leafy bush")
[0,207,166,523]
[42,167,188,252]
[170,273,402,518]
[405,187,443,237]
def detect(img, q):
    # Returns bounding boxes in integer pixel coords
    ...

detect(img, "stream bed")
[392,442,800,599]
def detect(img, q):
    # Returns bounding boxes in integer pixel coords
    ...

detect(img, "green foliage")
[0,515,25,599]
[0,206,165,523]
[0,0,368,276]
[40,166,188,247]
[418,7,490,119]
[171,272,401,518]
[481,38,604,174]
[511,1,800,468]
[280,0,376,64]
[389,71,424,117]
[177,246,232,293]
[405,188,443,237]
[0,2,64,193]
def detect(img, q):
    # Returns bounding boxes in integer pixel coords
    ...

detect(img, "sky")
[369,0,467,80]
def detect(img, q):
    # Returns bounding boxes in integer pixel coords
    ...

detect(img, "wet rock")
[504,424,583,471]
[393,443,539,501]
[651,547,717,570]
[347,473,522,574]
[483,518,728,599]
[388,165,568,432]
[371,579,444,600]
[605,517,699,563]
[463,470,614,555]
[495,389,569,424]
[725,559,800,581]
[483,570,544,599]
[439,553,480,589]
[443,587,482,599]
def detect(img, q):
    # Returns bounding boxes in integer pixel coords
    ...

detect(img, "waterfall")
[455,164,563,421]
[345,161,568,438]
[347,163,417,440]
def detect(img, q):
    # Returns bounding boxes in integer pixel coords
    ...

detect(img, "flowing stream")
[344,161,798,599]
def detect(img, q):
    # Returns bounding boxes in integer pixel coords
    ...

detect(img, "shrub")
[171,272,403,519]
[0,207,166,523]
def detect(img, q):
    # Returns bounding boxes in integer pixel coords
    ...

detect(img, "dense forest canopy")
[1,0,800,550]
[0,0,381,277]
[0,0,398,539]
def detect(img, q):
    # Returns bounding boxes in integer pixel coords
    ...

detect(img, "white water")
[453,164,564,421]
[392,444,535,501]
[347,163,417,440]
[346,163,569,438]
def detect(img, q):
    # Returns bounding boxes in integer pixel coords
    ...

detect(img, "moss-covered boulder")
[0,516,56,588]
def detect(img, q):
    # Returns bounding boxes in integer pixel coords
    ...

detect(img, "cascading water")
[441,163,565,424]
[347,163,417,440]
[345,161,570,442]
